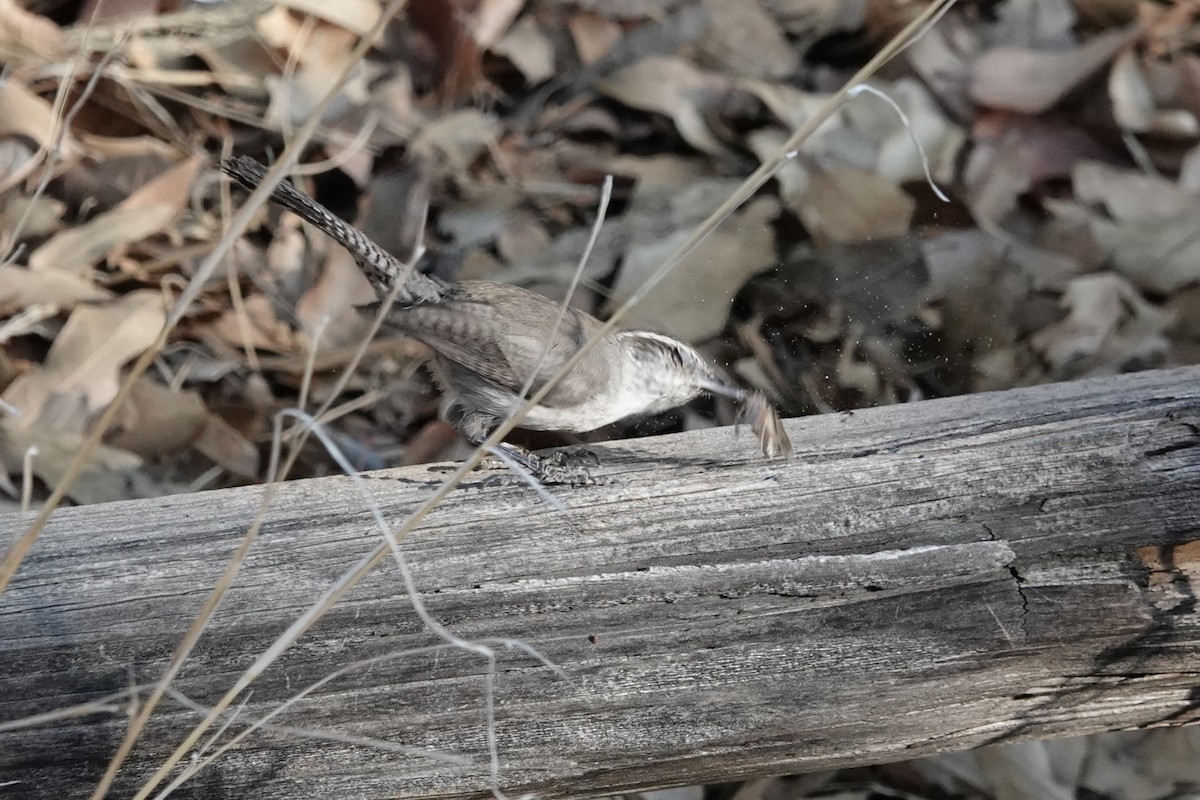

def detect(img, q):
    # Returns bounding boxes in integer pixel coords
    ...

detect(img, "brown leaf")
[259,9,370,127]
[608,195,779,342]
[20,146,196,275]
[695,0,798,80]
[1,194,65,244]
[79,0,160,24]
[1072,160,1188,223]
[1031,273,1171,378]
[471,0,525,47]
[970,26,1137,113]
[600,57,735,156]
[0,425,160,504]
[492,16,556,83]
[194,413,261,478]
[0,290,166,431]
[212,293,299,354]
[75,133,179,161]
[277,0,382,34]
[405,0,484,99]
[108,377,208,459]
[1075,209,1200,293]
[118,154,203,212]
[964,113,1110,225]
[765,0,866,37]
[0,81,77,154]
[0,0,67,61]
[295,246,375,348]
[1044,161,1200,292]
[497,213,551,264]
[799,169,915,244]
[27,205,177,275]
[410,109,501,171]
[562,0,683,18]
[0,265,112,315]
[568,11,621,65]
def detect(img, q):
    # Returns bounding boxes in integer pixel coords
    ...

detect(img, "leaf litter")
[1,0,1199,796]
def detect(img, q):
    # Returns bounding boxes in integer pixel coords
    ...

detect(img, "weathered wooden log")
[2,366,1199,799]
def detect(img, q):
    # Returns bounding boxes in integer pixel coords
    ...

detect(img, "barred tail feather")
[220,156,444,304]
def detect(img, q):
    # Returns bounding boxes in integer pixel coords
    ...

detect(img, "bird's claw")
[538,465,604,486]
[544,447,602,469]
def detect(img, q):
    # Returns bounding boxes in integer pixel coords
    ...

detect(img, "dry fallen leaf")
[1075,210,1200,294]
[26,205,177,275]
[868,78,964,188]
[1109,48,1199,137]
[1,194,65,248]
[1072,160,1188,223]
[1,289,167,431]
[1031,272,1171,378]
[212,293,299,355]
[765,0,865,37]
[600,56,735,157]
[608,193,779,342]
[22,151,197,275]
[695,0,798,80]
[969,26,1137,114]
[119,154,203,212]
[0,0,67,61]
[1048,163,1200,293]
[470,0,524,47]
[742,79,828,130]
[492,16,556,84]
[108,377,209,459]
[567,11,621,65]
[0,425,163,504]
[277,0,381,35]
[497,212,551,264]
[295,246,375,348]
[194,412,261,478]
[799,168,915,244]
[964,112,1110,225]
[0,265,113,314]
[409,109,501,173]
[258,7,370,127]
[0,77,70,146]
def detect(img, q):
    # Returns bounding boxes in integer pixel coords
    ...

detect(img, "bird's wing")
[389,283,608,408]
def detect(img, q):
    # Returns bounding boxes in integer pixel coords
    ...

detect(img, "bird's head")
[616,331,726,414]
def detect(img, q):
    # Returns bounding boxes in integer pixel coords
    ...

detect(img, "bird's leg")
[447,405,597,486]
[476,438,600,487]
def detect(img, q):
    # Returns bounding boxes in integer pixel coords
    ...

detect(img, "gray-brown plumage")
[221,157,792,480]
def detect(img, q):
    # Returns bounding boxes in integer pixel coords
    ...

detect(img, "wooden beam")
[2,366,1199,799]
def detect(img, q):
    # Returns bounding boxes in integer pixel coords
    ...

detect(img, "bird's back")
[389,281,611,409]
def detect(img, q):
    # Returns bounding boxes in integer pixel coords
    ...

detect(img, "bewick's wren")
[222,157,791,480]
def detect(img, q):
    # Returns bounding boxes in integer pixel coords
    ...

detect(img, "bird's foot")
[544,447,602,469]
[479,444,603,486]
[537,464,602,486]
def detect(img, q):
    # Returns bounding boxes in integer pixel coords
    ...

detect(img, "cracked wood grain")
[2,366,1199,799]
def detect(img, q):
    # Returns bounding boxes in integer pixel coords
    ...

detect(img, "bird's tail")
[220,155,444,304]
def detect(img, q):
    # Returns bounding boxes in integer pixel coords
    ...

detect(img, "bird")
[221,156,791,481]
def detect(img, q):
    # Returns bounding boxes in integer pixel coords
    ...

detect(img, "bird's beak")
[698,378,748,402]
